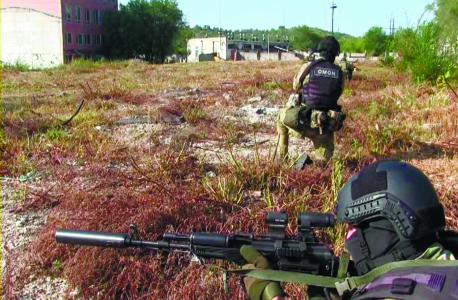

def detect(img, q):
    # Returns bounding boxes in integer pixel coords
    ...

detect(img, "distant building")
[1,0,118,68]
[61,0,117,63]
[187,35,294,62]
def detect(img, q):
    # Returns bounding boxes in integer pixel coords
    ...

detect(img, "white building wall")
[239,52,301,61]
[187,37,227,62]
[1,6,63,69]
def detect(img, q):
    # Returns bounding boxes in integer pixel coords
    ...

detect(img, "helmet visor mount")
[340,192,420,240]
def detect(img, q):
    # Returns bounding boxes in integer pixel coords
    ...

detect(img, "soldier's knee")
[276,119,289,136]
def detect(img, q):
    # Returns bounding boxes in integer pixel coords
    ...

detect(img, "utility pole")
[330,1,337,35]
[387,16,396,36]
[219,0,222,56]
[268,31,270,60]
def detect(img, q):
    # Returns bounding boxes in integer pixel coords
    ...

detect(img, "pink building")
[1,0,118,67]
[61,0,118,63]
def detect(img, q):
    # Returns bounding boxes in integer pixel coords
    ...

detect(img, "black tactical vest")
[302,60,343,110]
[350,265,458,300]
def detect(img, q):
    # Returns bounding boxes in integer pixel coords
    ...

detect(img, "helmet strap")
[354,227,375,275]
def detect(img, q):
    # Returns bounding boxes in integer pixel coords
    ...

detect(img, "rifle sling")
[230,259,458,296]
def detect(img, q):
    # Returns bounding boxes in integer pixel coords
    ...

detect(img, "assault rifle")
[56,212,339,277]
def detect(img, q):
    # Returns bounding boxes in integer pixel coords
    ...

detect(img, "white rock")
[248,95,262,103]
[206,171,217,178]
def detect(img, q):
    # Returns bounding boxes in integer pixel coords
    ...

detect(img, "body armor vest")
[302,60,343,110]
[350,264,458,300]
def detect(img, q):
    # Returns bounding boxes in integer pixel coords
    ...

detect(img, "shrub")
[393,22,458,83]
[379,53,394,66]
[68,58,103,73]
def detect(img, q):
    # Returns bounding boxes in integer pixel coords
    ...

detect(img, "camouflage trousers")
[277,107,334,165]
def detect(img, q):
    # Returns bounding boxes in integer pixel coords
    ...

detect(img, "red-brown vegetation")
[2,60,457,299]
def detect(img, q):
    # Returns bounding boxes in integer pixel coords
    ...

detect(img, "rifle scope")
[298,212,335,228]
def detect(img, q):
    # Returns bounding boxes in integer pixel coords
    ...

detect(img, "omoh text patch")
[313,67,339,79]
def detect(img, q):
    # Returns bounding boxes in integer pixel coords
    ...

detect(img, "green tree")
[290,25,322,51]
[434,0,458,42]
[103,0,183,63]
[363,26,387,55]
[340,37,364,53]
[173,25,193,59]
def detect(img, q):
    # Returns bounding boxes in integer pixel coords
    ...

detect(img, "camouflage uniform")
[308,243,456,300]
[277,107,335,164]
[339,53,354,81]
[277,54,345,165]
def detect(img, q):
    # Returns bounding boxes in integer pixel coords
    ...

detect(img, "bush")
[379,53,395,66]
[68,58,104,73]
[393,22,458,83]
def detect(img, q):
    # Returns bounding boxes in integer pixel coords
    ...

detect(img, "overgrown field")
[1,59,458,299]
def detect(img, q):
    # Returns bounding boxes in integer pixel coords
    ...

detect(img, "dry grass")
[1,59,458,299]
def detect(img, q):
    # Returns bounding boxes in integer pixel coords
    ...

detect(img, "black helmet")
[317,36,340,57]
[336,160,445,241]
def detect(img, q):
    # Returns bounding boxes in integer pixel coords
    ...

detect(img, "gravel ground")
[0,99,316,299]
[1,179,71,299]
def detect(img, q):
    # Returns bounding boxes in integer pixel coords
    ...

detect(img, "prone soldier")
[240,160,458,300]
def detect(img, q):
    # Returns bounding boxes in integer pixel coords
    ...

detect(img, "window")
[75,6,81,23]
[95,35,102,46]
[93,10,103,25]
[65,55,72,64]
[65,5,72,22]
[64,33,72,44]
[85,34,91,45]
[77,34,84,45]
[85,8,91,24]
[93,10,98,25]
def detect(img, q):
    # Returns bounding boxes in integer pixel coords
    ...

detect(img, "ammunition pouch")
[327,110,346,132]
[281,105,346,134]
[310,109,346,134]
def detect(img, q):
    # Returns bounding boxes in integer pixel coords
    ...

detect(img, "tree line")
[103,0,458,83]
[101,0,395,62]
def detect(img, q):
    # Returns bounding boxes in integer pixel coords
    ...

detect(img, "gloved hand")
[240,245,284,300]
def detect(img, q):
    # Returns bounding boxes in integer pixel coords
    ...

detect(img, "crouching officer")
[277,36,346,167]
[339,53,354,81]
[240,160,458,299]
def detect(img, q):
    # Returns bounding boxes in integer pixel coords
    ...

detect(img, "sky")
[117,0,435,37]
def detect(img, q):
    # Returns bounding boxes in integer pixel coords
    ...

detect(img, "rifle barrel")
[56,229,128,248]
[56,229,191,251]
